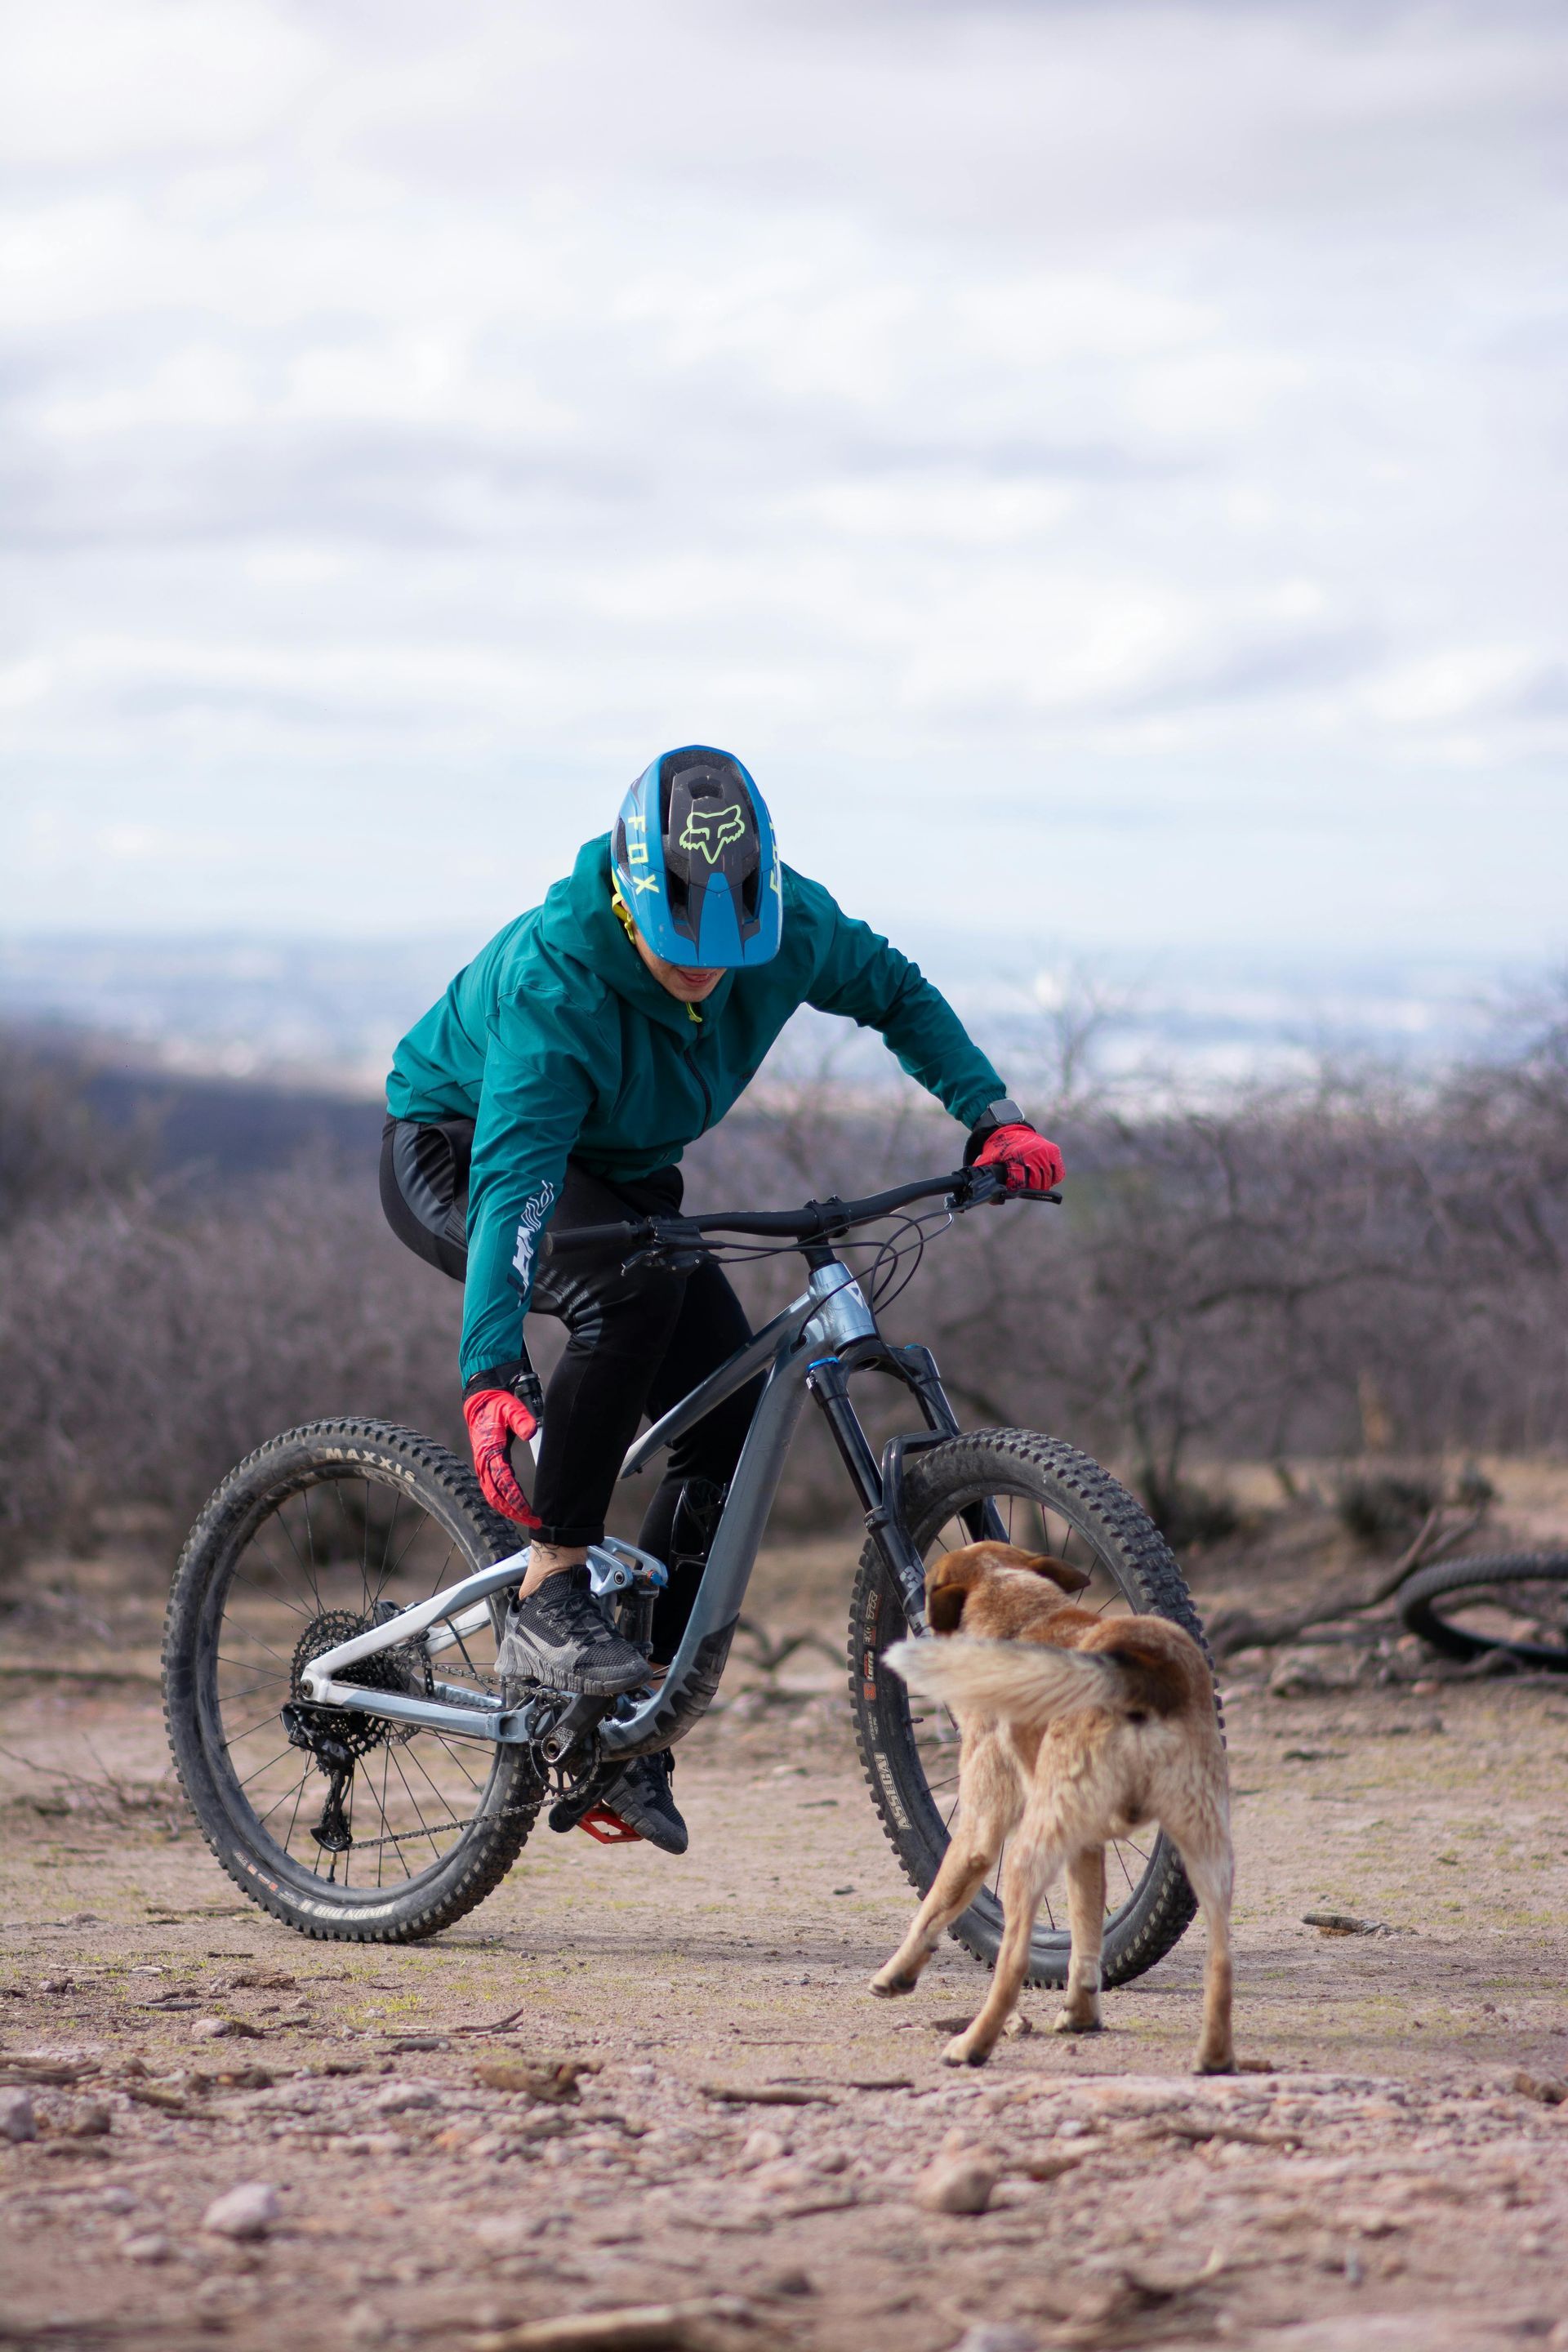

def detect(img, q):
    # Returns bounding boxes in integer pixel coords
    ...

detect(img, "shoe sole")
[499,1661,648,1699]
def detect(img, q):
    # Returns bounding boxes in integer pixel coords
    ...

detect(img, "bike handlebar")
[541,1165,1059,1260]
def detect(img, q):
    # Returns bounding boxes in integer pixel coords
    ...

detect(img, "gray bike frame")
[296,1260,900,1762]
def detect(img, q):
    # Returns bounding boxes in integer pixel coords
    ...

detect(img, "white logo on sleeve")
[512,1180,558,1288]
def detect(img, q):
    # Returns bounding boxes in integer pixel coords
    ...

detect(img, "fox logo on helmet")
[679,804,747,865]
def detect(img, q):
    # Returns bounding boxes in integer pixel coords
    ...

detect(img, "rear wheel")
[849,1428,1212,1988]
[163,1419,540,1942]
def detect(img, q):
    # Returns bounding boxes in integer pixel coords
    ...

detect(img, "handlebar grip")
[541,1221,644,1258]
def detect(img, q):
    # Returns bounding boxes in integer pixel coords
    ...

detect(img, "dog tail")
[885,1636,1159,1728]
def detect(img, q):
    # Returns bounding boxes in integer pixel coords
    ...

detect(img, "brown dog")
[871,1541,1234,2073]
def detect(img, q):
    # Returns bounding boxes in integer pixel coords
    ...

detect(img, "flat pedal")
[576,1805,643,1846]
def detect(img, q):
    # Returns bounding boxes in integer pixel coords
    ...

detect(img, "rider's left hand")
[462,1388,542,1526]
[972,1120,1064,1193]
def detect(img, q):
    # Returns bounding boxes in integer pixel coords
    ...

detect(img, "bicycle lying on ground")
[1398,1552,1568,1672]
[163,1162,1211,1988]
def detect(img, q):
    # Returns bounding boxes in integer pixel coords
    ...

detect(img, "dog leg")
[1054,1846,1106,2035]
[871,1831,996,1997]
[1172,1827,1235,2074]
[942,1812,1068,2067]
[871,1741,1018,1998]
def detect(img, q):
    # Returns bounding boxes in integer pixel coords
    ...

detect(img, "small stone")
[344,2304,390,2345]
[1512,2070,1568,2105]
[38,1977,73,1995]
[122,2233,172,2264]
[98,2187,136,2214]
[1268,1651,1332,1697]
[951,2328,1040,2352]
[1002,2011,1033,2041]
[66,2102,112,2137]
[202,2180,282,2240]
[0,2088,37,2143]
[763,2269,815,2297]
[372,2082,439,2115]
[192,2016,264,2042]
[433,2121,485,2152]
[915,2150,997,2216]
[474,2057,592,2102]
[737,2127,788,2169]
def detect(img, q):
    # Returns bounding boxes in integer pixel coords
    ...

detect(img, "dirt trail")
[2,1539,1568,2352]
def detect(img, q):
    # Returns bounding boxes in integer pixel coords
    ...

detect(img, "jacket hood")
[540,835,735,1034]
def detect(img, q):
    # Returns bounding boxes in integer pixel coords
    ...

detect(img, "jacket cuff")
[463,1358,544,1414]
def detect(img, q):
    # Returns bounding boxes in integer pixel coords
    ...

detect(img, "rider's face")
[627,921,726,1003]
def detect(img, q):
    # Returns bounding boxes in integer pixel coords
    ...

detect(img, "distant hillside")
[86,1062,384,1182]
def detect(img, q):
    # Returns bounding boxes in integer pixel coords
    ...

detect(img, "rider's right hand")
[461,1388,542,1526]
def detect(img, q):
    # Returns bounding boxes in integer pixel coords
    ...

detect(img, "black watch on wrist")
[964,1098,1027,1165]
[464,1358,546,1418]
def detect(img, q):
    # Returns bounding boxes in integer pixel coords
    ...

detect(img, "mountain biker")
[381,746,1063,1855]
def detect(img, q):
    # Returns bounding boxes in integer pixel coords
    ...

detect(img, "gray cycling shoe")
[595,1750,688,1855]
[497,1568,648,1697]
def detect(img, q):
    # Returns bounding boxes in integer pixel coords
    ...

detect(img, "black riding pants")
[381,1119,762,1657]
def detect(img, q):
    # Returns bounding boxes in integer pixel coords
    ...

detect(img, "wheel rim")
[893,1478,1176,1954]
[195,1461,511,1900]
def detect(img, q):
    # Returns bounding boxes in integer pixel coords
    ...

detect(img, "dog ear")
[924,1544,991,1622]
[1022,1552,1094,1595]
[926,1582,969,1637]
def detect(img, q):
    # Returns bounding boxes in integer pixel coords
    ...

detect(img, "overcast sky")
[2,0,1566,964]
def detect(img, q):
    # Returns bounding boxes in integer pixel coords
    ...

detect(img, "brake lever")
[621,1244,710,1276]
[955,1169,1062,1209]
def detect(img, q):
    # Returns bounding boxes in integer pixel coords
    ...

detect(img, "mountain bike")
[163,1163,1209,1987]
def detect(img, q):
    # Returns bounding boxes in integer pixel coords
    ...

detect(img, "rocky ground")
[3,1508,1568,2352]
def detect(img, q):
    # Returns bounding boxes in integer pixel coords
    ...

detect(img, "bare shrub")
[0,1158,461,1570]
[4,986,1568,1570]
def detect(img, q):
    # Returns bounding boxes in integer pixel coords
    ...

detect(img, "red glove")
[973,1122,1064,1194]
[462,1390,542,1526]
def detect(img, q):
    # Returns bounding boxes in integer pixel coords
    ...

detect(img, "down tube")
[598,1346,813,1762]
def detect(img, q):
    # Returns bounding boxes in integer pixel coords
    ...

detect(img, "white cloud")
[0,0,1566,956]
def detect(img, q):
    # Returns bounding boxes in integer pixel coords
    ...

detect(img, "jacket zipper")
[684,1027,713,1129]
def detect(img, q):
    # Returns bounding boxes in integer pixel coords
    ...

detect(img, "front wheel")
[163,1419,540,1942]
[849,1428,1211,1988]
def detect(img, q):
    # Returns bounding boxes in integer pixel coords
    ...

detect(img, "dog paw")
[1193,2049,1236,2076]
[1052,2006,1103,2037]
[942,2034,991,2068]
[869,1967,919,1998]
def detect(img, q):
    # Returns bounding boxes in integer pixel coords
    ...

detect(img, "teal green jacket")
[386,835,1006,1382]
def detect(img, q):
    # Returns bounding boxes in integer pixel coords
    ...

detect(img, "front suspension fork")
[804,1342,1005,1627]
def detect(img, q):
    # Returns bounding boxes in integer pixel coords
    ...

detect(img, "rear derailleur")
[283,1601,434,1855]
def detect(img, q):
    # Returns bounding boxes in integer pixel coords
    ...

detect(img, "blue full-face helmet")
[611,746,782,969]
